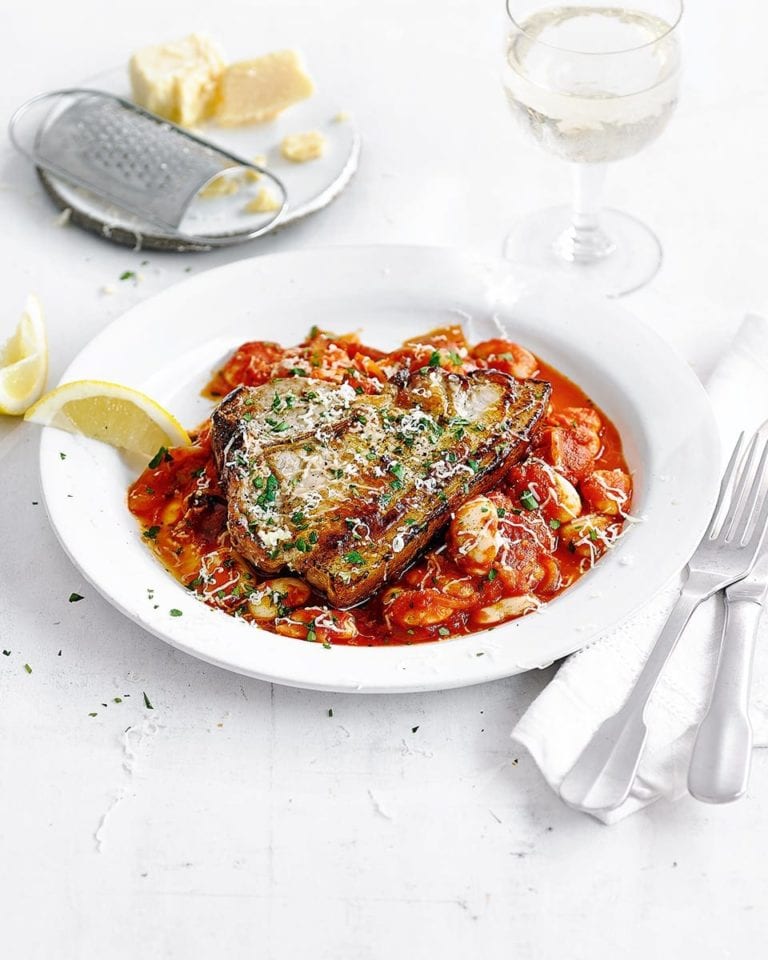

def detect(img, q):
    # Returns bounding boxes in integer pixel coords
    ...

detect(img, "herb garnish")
[148,446,172,469]
[256,473,278,508]
[344,550,365,566]
[143,526,161,540]
[143,691,154,709]
[69,592,84,603]
[549,519,561,530]
[170,608,183,617]
[520,488,539,511]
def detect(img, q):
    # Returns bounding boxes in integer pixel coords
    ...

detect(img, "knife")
[688,549,768,803]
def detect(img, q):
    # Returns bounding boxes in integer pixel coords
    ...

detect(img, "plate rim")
[38,244,721,692]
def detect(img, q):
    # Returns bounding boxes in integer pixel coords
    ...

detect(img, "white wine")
[503,6,680,163]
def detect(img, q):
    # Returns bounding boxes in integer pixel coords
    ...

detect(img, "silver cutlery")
[688,545,768,803]
[559,430,768,813]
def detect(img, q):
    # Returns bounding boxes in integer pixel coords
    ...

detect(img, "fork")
[559,430,768,813]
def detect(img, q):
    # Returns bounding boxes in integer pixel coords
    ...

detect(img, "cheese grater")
[9,89,288,246]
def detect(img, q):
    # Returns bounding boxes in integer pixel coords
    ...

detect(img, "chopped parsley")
[428,350,441,367]
[308,531,319,544]
[23,663,32,674]
[437,627,450,637]
[59,452,67,460]
[295,537,311,553]
[170,608,183,617]
[496,507,506,518]
[256,473,278,508]
[344,550,365,566]
[549,519,561,530]
[148,446,172,469]
[266,417,289,432]
[288,367,309,377]
[328,708,333,717]
[467,459,480,473]
[69,592,84,603]
[119,270,136,281]
[143,691,154,709]
[306,627,317,643]
[388,461,405,491]
[487,569,498,582]
[143,526,161,541]
[520,488,539,511]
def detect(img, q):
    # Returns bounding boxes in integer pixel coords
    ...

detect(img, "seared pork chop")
[211,367,550,607]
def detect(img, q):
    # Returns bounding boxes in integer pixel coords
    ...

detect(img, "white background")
[2,1,768,957]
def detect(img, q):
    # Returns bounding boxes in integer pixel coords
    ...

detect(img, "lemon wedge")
[24,380,190,458]
[0,295,48,415]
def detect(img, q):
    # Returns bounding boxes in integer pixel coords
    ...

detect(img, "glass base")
[503,206,662,298]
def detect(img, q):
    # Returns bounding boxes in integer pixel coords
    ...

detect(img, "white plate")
[39,66,360,250]
[39,246,720,693]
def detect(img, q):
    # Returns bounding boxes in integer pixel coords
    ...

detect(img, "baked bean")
[581,469,631,516]
[471,339,538,378]
[248,577,312,620]
[471,594,539,627]
[448,495,499,576]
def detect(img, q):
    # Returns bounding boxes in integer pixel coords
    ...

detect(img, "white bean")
[471,594,539,626]
[448,495,499,576]
[248,577,311,619]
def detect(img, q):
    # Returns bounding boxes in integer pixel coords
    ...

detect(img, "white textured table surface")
[2,1,768,957]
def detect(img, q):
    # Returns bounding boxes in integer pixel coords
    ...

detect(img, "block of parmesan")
[129,33,226,126]
[216,50,314,125]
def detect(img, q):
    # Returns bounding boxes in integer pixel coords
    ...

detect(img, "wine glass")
[502,1,683,297]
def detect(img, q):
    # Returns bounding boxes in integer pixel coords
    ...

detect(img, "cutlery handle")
[688,595,762,803]
[560,585,702,812]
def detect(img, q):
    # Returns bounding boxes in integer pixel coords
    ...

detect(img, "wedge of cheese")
[216,50,314,125]
[129,33,226,126]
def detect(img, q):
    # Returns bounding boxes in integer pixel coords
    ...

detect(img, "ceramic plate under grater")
[10,70,360,252]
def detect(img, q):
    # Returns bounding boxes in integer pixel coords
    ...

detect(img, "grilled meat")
[211,367,550,607]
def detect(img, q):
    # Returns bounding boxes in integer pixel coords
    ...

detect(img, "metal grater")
[9,89,288,246]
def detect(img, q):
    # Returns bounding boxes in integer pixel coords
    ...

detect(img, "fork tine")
[737,440,768,545]
[707,432,745,538]
[743,484,768,550]
[726,434,768,542]
[721,433,760,541]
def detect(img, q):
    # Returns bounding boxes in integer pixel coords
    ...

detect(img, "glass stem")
[555,163,616,264]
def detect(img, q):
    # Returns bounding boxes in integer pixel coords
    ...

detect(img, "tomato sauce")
[128,327,632,647]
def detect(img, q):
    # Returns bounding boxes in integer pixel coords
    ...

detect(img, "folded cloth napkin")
[512,315,768,823]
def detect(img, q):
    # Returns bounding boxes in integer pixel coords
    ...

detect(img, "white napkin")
[512,315,768,823]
